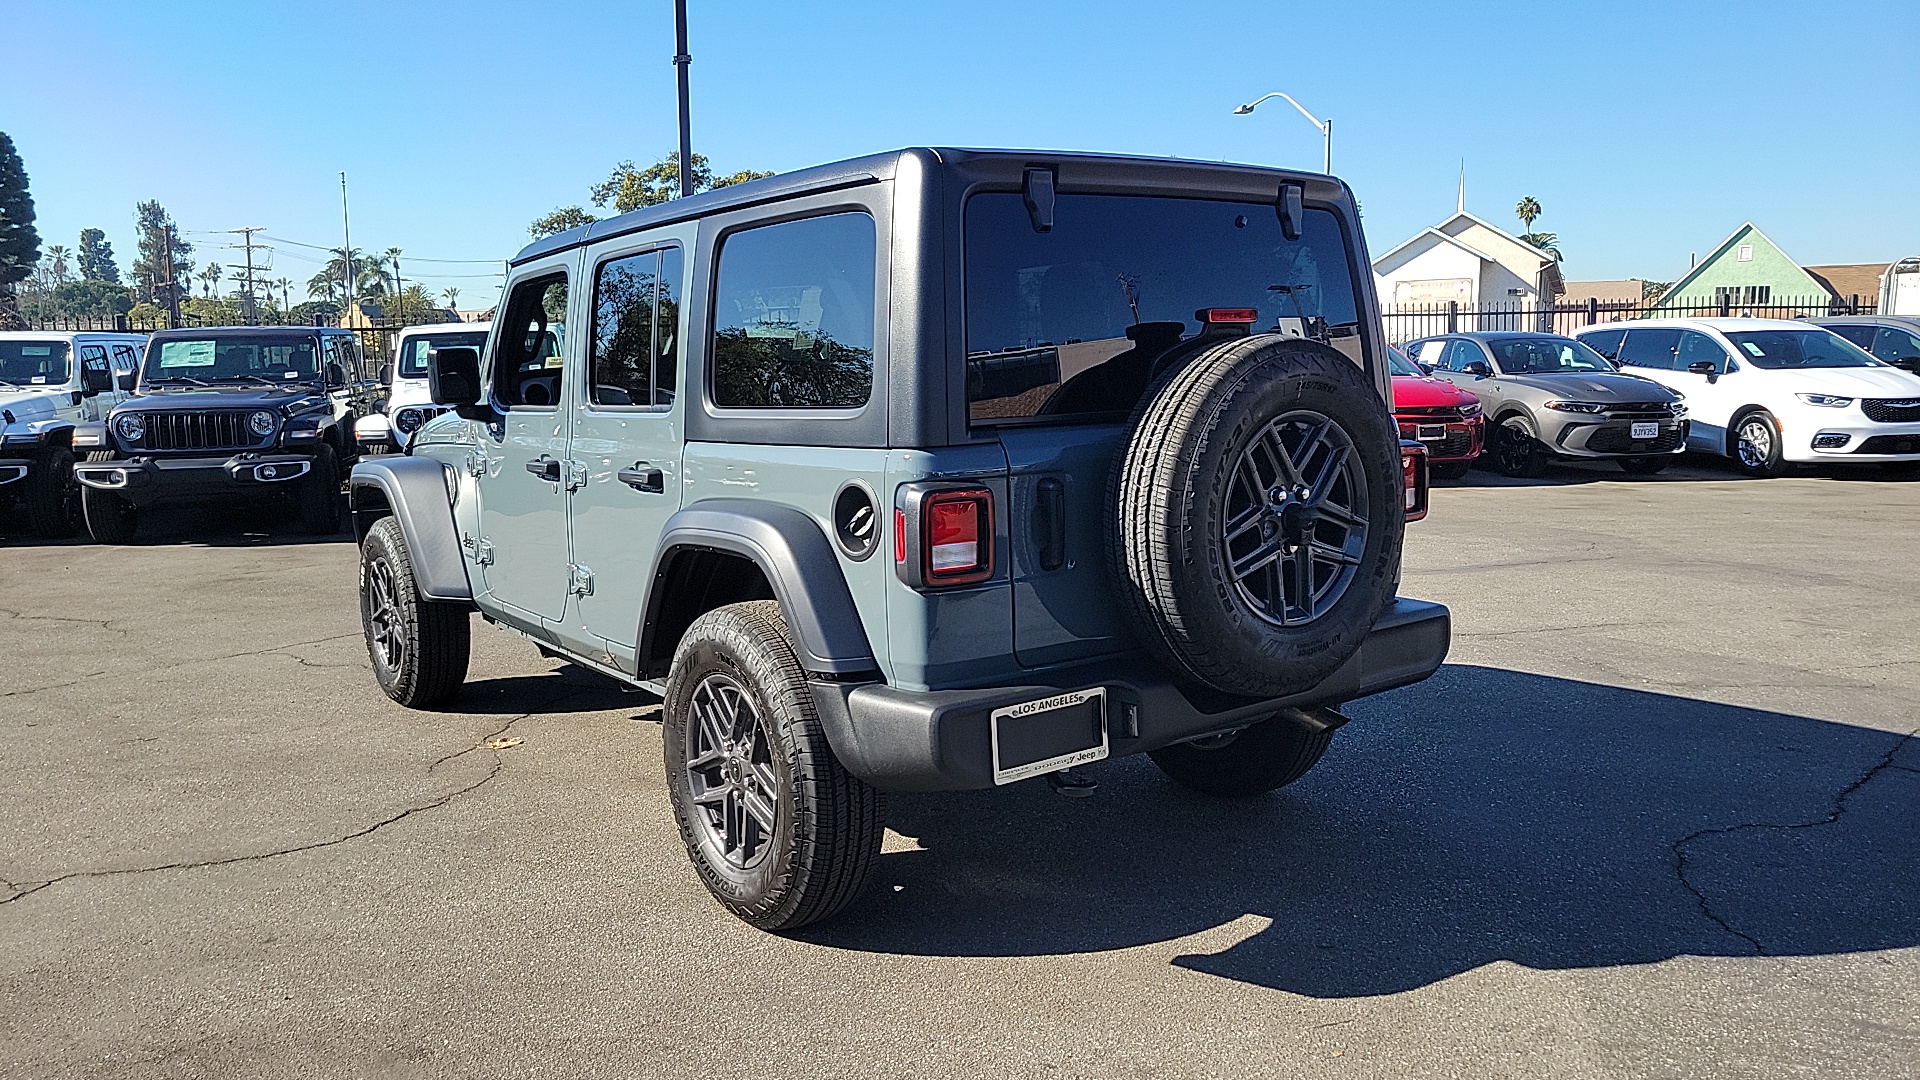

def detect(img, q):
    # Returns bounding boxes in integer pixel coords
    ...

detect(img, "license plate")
[1631,422,1659,439]
[990,688,1108,785]
[1417,424,1447,441]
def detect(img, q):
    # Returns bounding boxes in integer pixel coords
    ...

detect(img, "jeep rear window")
[964,193,1362,425]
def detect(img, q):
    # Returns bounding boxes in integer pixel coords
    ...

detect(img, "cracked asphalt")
[2,459,1917,1079]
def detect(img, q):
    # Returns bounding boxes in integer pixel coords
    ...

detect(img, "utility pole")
[162,226,180,328]
[674,0,694,198]
[228,227,265,324]
[340,171,354,326]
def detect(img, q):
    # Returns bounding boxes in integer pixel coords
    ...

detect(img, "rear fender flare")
[347,457,472,602]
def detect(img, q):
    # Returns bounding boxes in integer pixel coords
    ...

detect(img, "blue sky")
[5,0,1916,308]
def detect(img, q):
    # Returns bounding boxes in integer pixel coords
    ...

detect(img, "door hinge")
[466,451,488,478]
[566,459,587,492]
[568,563,595,597]
[464,534,494,566]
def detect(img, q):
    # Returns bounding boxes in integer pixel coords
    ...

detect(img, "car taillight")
[1401,440,1430,522]
[894,484,994,588]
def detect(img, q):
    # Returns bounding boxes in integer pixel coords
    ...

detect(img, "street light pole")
[674,0,694,198]
[1232,91,1332,174]
[340,171,354,326]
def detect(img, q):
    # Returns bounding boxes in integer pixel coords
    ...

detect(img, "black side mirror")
[377,362,392,385]
[117,372,137,392]
[428,346,485,418]
[1687,360,1719,383]
[1891,356,1920,375]
[1462,361,1493,377]
[81,364,114,395]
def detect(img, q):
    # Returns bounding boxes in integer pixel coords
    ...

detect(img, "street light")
[1233,91,1331,175]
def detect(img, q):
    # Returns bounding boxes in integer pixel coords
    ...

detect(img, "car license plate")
[1417,424,1447,441]
[1631,422,1659,439]
[990,688,1108,785]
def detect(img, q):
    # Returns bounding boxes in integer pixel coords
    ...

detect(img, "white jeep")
[354,322,489,454]
[0,331,144,537]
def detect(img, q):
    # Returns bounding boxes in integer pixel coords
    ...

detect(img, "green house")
[1653,222,1835,310]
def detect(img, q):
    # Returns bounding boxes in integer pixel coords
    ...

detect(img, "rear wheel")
[24,446,78,539]
[1731,410,1785,477]
[359,515,470,707]
[299,445,343,535]
[1617,455,1672,475]
[80,451,138,545]
[1149,711,1337,797]
[662,601,885,931]
[1489,416,1548,478]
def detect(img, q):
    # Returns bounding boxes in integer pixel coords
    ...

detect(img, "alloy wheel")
[364,557,405,671]
[1737,417,1774,470]
[684,672,780,870]
[1221,410,1370,627]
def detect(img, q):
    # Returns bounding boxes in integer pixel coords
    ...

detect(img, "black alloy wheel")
[24,446,79,539]
[1222,411,1370,628]
[359,515,471,707]
[1490,417,1548,478]
[682,672,782,871]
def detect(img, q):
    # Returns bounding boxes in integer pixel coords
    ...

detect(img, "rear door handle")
[525,456,561,482]
[618,461,664,493]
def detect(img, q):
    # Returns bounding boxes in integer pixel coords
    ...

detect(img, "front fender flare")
[348,456,472,602]
[641,499,876,677]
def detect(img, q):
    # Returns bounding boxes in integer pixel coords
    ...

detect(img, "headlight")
[394,408,425,434]
[1670,403,1688,418]
[249,410,277,437]
[114,413,145,442]
[1457,400,1482,418]
[1543,400,1609,414]
[1796,393,1853,408]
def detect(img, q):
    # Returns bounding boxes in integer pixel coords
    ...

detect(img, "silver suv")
[349,149,1451,930]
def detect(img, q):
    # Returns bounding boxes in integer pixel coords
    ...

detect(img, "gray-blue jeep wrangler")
[348,149,1449,931]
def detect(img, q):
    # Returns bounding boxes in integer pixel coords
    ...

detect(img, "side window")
[320,338,342,384]
[711,212,875,409]
[1873,326,1920,362]
[493,273,570,409]
[1445,340,1484,370]
[1676,331,1729,371]
[1617,328,1682,370]
[340,338,363,382]
[79,345,110,385]
[1829,324,1876,349]
[1580,328,1626,359]
[1411,340,1448,369]
[589,245,683,408]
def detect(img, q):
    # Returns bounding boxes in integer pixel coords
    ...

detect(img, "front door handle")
[618,461,665,493]
[525,456,561,482]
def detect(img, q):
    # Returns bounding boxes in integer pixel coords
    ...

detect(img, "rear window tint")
[710,213,875,410]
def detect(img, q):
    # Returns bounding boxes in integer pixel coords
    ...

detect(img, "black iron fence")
[1381,293,1878,344]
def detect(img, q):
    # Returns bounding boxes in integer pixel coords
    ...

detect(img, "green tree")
[78,227,120,283]
[200,261,223,297]
[1515,196,1542,234]
[44,244,71,284]
[1520,231,1562,261]
[53,280,134,317]
[0,131,41,321]
[531,152,774,237]
[131,200,193,308]
[126,301,169,330]
[529,205,597,240]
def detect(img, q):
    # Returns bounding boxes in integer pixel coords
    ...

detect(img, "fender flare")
[347,456,473,602]
[0,417,76,450]
[640,499,877,676]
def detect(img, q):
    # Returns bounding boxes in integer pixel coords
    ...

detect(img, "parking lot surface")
[3,459,1917,1079]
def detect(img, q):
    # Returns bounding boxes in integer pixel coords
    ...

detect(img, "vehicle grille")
[1396,405,1471,419]
[1397,421,1479,459]
[1856,434,1920,455]
[1604,402,1677,420]
[1586,424,1685,454]
[132,411,266,452]
[1862,398,1920,423]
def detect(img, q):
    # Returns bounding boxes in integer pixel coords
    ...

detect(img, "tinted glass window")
[147,335,318,383]
[1386,345,1421,377]
[964,193,1362,423]
[1445,340,1485,370]
[1676,331,1729,371]
[0,340,72,385]
[493,273,569,408]
[590,246,683,408]
[1828,324,1877,348]
[1724,330,1878,369]
[110,344,139,376]
[712,213,874,409]
[399,331,488,378]
[1580,328,1626,359]
[78,345,109,386]
[1872,326,1920,362]
[1489,337,1614,374]
[1410,340,1448,368]
[1617,328,1682,370]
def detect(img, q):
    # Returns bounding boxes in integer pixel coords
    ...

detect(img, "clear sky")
[5,0,1916,308]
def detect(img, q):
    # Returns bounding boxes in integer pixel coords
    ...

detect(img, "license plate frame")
[1417,424,1447,442]
[1630,422,1659,440]
[990,688,1109,785]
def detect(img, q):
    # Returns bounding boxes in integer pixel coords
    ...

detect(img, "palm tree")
[442,286,460,310]
[1520,231,1562,261]
[382,247,403,297]
[200,262,223,298]
[44,245,71,284]
[1515,196,1542,234]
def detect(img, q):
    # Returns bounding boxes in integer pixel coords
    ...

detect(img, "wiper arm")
[147,376,209,387]
[211,374,274,384]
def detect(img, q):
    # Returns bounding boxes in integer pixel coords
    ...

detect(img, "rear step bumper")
[813,597,1451,792]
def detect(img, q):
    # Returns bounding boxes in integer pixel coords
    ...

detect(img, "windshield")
[1387,345,1422,377]
[964,193,1363,423]
[1490,337,1615,374]
[398,331,488,378]
[0,341,72,388]
[144,335,320,384]
[1723,329,1880,369]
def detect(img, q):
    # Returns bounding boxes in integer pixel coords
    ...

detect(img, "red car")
[1389,345,1483,479]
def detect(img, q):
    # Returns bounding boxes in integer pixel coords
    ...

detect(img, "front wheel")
[1148,711,1337,797]
[1617,455,1672,475]
[663,601,885,931]
[299,445,343,535]
[1731,410,1786,477]
[360,516,470,707]
[24,446,78,539]
[1489,417,1548,478]
[80,452,138,544]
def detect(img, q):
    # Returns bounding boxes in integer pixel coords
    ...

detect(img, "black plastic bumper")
[72,453,318,506]
[813,597,1451,792]
[0,458,29,488]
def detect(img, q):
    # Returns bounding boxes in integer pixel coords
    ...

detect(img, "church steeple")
[1456,161,1466,215]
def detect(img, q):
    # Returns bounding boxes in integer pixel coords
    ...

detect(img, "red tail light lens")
[1199,307,1258,324]
[894,508,907,563]
[923,489,992,583]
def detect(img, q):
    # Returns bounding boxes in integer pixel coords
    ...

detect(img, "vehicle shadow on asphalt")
[1448,453,1919,488]
[0,503,356,547]
[805,664,1920,998]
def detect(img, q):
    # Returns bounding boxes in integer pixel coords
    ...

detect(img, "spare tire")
[1107,334,1402,699]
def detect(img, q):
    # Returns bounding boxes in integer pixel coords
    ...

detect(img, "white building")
[1372,197,1564,330]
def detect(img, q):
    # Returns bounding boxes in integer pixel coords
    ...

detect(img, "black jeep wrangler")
[74,326,378,541]
[350,148,1447,931]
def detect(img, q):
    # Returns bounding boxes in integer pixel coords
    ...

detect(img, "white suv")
[0,330,144,536]
[356,322,488,452]
[1573,317,1920,475]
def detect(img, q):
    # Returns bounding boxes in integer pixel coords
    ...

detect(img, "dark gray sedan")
[1405,332,1689,476]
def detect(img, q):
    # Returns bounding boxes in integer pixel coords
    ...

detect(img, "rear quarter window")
[710,212,876,410]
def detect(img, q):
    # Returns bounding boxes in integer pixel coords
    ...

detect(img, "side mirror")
[377,362,393,385]
[117,372,137,392]
[325,361,347,387]
[1462,361,1493,377]
[428,346,485,419]
[1686,361,1718,376]
[353,413,396,452]
[81,364,114,395]
[1891,356,1920,375]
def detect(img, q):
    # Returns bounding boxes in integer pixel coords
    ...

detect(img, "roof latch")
[1276,182,1304,241]
[1023,167,1056,233]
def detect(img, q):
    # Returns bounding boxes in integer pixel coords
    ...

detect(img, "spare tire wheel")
[1108,335,1402,699]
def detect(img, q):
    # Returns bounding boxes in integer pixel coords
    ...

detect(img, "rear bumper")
[73,452,318,506]
[0,458,30,487]
[817,597,1451,792]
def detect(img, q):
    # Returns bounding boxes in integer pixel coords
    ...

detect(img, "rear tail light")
[1197,307,1258,325]
[893,484,994,588]
[1401,440,1430,522]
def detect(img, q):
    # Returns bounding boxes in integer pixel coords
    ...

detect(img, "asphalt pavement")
[2,456,1917,1079]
